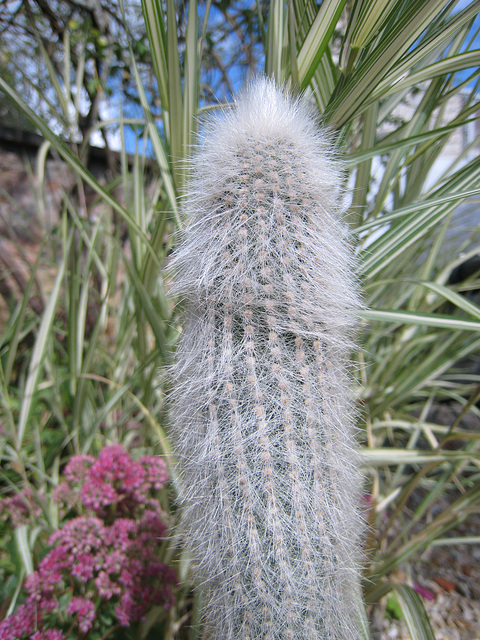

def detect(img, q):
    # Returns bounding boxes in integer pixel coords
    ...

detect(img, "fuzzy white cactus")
[169,77,365,640]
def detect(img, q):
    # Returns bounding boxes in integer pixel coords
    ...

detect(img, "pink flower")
[67,597,96,633]
[139,509,168,539]
[33,546,69,590]
[95,569,122,599]
[116,591,135,626]
[1,445,176,636]
[140,456,169,490]
[0,488,43,528]
[413,582,436,601]
[31,630,65,640]
[0,600,43,639]
[79,445,146,516]
[104,517,136,548]
[62,454,95,485]
[48,515,105,556]
[52,481,74,508]
[71,552,95,582]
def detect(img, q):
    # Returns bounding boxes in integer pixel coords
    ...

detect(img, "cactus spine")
[169,78,365,640]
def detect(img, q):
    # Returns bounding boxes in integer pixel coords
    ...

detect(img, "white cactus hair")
[169,76,365,639]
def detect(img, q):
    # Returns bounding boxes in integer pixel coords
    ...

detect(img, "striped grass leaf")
[364,581,435,640]
[431,535,480,546]
[290,1,339,108]
[126,34,179,225]
[34,140,52,225]
[13,526,36,576]
[325,0,456,126]
[375,50,480,101]
[165,0,183,187]
[265,0,287,82]
[368,79,448,217]
[1,239,46,385]
[370,419,476,438]
[5,569,25,618]
[183,0,202,160]
[382,440,480,556]
[29,23,71,128]
[16,230,72,448]
[141,0,169,108]
[390,585,436,640]
[360,309,480,332]
[350,102,378,227]
[347,0,396,50]
[66,217,113,441]
[363,318,480,406]
[373,2,480,99]
[287,2,299,87]
[296,0,347,89]
[373,480,480,578]
[353,190,480,234]
[141,0,207,193]
[362,448,480,466]
[121,250,169,363]
[407,281,480,320]
[82,373,176,487]
[310,50,337,112]
[346,117,480,169]
[359,157,480,277]
[71,290,111,446]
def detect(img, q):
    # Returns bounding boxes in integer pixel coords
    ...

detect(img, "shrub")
[0,445,176,640]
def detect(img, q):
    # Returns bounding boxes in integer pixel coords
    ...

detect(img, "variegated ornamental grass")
[0,0,479,638]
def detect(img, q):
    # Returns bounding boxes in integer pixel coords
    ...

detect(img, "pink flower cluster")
[0,445,176,639]
[53,445,169,519]
[0,488,43,528]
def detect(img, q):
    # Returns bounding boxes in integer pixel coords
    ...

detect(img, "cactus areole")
[169,78,365,640]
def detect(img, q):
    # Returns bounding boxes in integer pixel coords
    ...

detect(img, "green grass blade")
[349,0,394,49]
[128,43,179,225]
[363,448,479,466]
[17,231,73,447]
[166,0,183,187]
[297,0,347,89]
[266,0,286,82]
[14,526,34,576]
[121,254,168,363]
[391,585,435,640]
[360,309,480,331]
[326,0,453,125]
[376,50,480,100]
[183,0,200,162]
[141,0,169,107]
